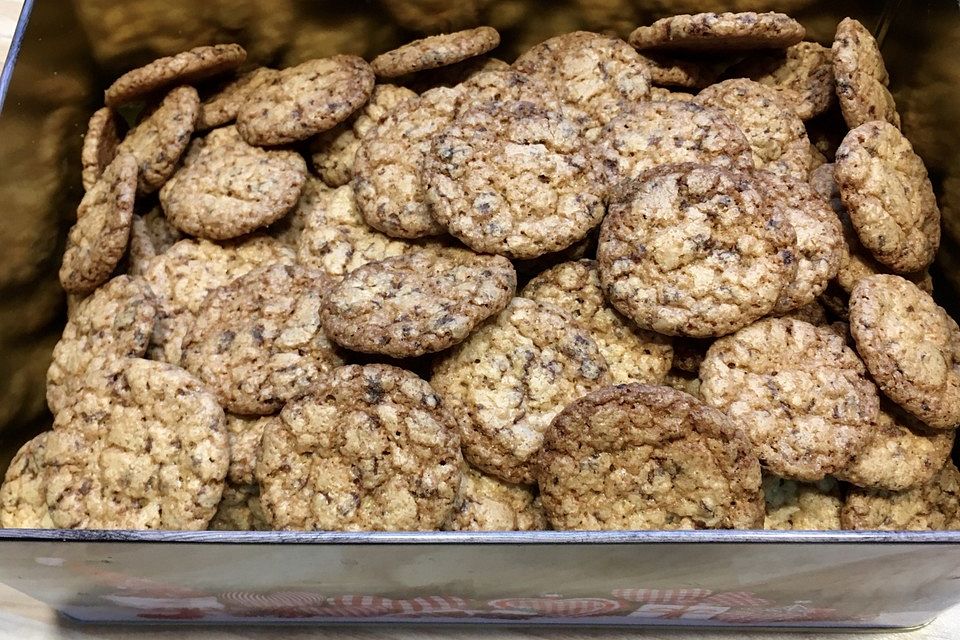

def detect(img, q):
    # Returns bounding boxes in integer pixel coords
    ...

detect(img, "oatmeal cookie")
[45,358,228,530]
[257,364,462,530]
[59,153,137,295]
[81,107,126,191]
[597,164,797,337]
[538,384,764,530]
[842,462,960,530]
[629,12,804,52]
[104,43,246,107]
[832,18,900,129]
[444,464,546,531]
[762,475,842,530]
[701,318,880,481]
[848,275,960,430]
[0,433,54,528]
[522,260,672,385]
[127,207,184,275]
[236,56,375,146]
[181,264,342,416]
[431,297,610,484]
[160,126,307,240]
[197,67,278,131]
[371,26,500,78]
[321,247,516,358]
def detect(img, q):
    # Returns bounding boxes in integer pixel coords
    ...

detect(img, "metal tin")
[1,0,959,629]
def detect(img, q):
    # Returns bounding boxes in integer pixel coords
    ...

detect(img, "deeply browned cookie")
[701,318,880,481]
[59,153,137,295]
[538,384,764,530]
[159,126,307,240]
[444,464,546,531]
[763,475,842,530]
[0,433,54,528]
[629,12,804,52]
[835,121,940,274]
[842,462,960,530]
[105,43,246,107]
[849,275,960,430]
[257,364,462,530]
[81,107,126,191]
[371,26,500,78]
[321,247,516,358]
[236,55,375,146]
[597,164,797,337]
[197,67,278,131]
[180,264,343,416]
[431,297,610,484]
[832,18,901,129]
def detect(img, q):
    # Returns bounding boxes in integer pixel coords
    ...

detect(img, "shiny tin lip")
[0,0,32,108]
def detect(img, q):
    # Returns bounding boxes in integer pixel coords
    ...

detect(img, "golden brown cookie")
[444,464,546,531]
[832,18,901,129]
[849,275,960,430]
[431,297,610,484]
[257,364,462,530]
[597,164,797,337]
[180,264,342,416]
[629,12,804,52]
[538,384,764,530]
[127,207,184,275]
[522,260,673,385]
[0,433,54,528]
[842,462,960,530]
[81,107,126,191]
[371,26,500,78]
[197,67,278,131]
[762,475,842,530]
[321,247,516,358]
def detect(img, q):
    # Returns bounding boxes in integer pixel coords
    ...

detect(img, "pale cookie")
[59,153,137,295]
[849,275,960,430]
[595,100,753,188]
[695,79,812,179]
[46,275,157,416]
[197,67,278,131]
[143,236,295,364]
[426,100,605,260]
[842,462,960,530]
[209,484,269,531]
[629,12,804,52]
[597,164,797,338]
[522,259,673,385]
[321,247,516,358]
[127,207,184,275]
[257,364,462,530]
[838,402,955,491]
[538,384,763,530]
[431,297,610,484]
[237,55,375,146]
[159,126,307,240]
[371,26,500,78]
[762,476,842,530]
[835,121,940,273]
[0,433,54,528]
[45,358,228,530]
[352,87,457,238]
[701,318,880,481]
[81,107,126,191]
[454,68,564,115]
[310,84,417,188]
[444,464,546,531]
[726,41,835,120]
[832,18,901,129]
[181,264,343,416]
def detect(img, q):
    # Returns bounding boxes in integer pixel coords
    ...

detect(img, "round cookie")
[431,297,610,484]
[104,43,246,107]
[181,263,343,416]
[209,484,269,531]
[59,153,137,295]
[45,358,229,530]
[832,18,901,129]
[762,475,842,530]
[426,99,605,260]
[848,275,960,430]
[842,462,960,530]
[351,87,457,238]
[835,121,940,274]
[629,12,804,52]
[236,55,375,146]
[197,67,278,131]
[444,464,546,531]
[321,247,516,358]
[257,364,462,530]
[159,126,307,240]
[521,259,673,385]
[695,79,812,179]
[371,26,500,78]
[701,318,880,481]
[537,384,764,530]
[0,433,54,528]
[838,402,955,491]
[595,100,753,188]
[46,275,157,416]
[127,207,184,275]
[597,164,797,338]
[115,86,200,194]
[453,68,563,115]
[81,107,126,191]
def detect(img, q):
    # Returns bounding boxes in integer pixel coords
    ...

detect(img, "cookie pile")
[2,12,957,532]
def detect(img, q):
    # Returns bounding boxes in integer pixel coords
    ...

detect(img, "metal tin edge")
[0,0,33,110]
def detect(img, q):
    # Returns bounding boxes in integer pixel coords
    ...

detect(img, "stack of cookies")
[2,11,957,532]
